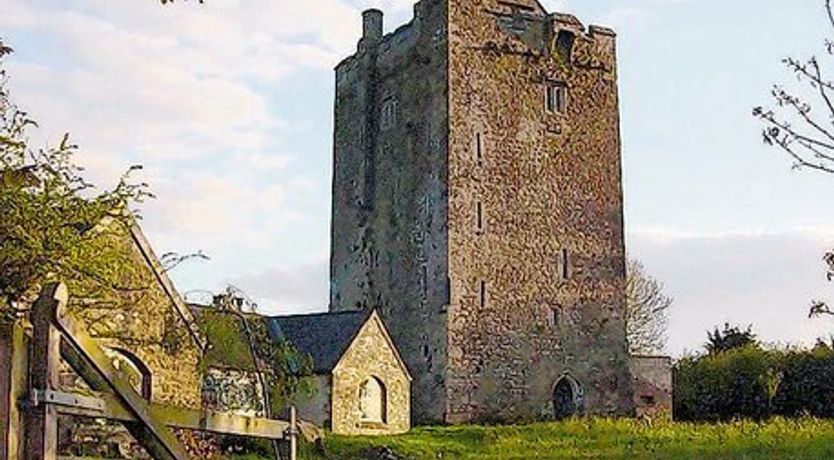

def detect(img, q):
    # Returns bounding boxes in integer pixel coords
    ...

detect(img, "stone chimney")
[362,9,384,42]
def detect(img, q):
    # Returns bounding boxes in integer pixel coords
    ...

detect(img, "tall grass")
[298,418,834,460]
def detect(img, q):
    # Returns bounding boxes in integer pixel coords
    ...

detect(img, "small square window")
[546,83,568,114]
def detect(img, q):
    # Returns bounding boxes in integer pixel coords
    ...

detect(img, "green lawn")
[285,418,834,460]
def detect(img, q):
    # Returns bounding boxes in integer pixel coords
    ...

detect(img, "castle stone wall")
[445,0,633,422]
[331,0,635,424]
[330,0,451,423]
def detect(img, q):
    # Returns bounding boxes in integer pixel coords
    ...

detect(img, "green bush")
[674,343,834,421]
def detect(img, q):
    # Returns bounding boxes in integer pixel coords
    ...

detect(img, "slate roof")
[265,310,371,374]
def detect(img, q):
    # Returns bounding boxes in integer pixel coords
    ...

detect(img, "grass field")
[274,418,834,460]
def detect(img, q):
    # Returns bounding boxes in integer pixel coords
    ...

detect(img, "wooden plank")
[7,320,30,460]
[50,284,189,460]
[150,405,289,439]
[0,322,13,460]
[289,407,297,460]
[26,283,66,460]
[38,385,291,440]
[59,339,291,440]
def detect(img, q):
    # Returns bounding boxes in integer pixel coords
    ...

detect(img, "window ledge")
[357,421,388,430]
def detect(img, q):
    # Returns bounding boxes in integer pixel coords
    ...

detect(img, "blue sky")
[2,0,833,355]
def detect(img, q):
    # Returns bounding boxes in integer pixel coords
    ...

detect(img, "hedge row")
[674,345,834,421]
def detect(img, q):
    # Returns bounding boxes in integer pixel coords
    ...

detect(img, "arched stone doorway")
[553,375,581,420]
[358,376,387,424]
[106,347,153,400]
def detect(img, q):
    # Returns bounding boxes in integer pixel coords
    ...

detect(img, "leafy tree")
[706,323,759,355]
[0,39,151,323]
[625,259,672,355]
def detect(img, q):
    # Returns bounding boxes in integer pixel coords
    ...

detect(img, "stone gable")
[64,222,203,409]
[332,312,411,435]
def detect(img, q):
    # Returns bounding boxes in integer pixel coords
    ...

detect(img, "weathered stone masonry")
[331,0,634,423]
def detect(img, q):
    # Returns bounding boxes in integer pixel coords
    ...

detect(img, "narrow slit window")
[479,280,487,309]
[475,132,484,165]
[551,306,562,327]
[381,98,397,130]
[476,201,484,233]
[421,265,428,300]
[546,83,568,114]
[561,248,570,279]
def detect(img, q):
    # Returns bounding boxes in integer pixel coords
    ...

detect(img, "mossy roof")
[189,305,258,370]
[190,305,372,374]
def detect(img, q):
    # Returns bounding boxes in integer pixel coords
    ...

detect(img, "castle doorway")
[553,375,580,420]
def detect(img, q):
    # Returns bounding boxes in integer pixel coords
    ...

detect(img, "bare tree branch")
[754,1,834,174]
[626,259,672,355]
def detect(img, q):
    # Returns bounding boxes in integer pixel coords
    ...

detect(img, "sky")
[1,0,834,356]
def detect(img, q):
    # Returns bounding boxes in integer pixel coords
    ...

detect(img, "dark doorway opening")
[553,376,579,420]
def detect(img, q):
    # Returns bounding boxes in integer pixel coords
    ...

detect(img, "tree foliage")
[206,287,314,412]
[754,0,834,174]
[675,342,834,422]
[625,259,672,355]
[0,39,152,323]
[706,323,759,355]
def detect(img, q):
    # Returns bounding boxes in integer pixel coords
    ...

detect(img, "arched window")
[553,375,582,420]
[106,348,153,400]
[358,377,387,424]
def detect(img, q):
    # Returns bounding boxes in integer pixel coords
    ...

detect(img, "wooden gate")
[0,283,308,460]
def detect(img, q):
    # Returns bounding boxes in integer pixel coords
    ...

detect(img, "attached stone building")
[268,310,411,435]
[0,221,208,457]
[62,222,206,411]
[330,0,634,423]
[195,308,412,436]
[629,356,673,420]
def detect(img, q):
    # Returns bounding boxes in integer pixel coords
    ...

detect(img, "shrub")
[675,344,834,421]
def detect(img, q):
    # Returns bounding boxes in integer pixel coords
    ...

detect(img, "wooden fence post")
[290,406,297,460]
[0,319,30,460]
[0,320,14,460]
[25,283,68,460]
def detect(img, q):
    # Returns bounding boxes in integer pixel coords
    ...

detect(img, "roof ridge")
[267,310,365,320]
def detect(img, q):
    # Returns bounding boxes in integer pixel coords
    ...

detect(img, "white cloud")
[231,258,330,315]
[0,0,344,266]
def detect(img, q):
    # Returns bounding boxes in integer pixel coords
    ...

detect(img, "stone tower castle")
[329,0,634,423]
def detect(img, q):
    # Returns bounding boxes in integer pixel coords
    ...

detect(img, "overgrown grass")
[282,418,834,460]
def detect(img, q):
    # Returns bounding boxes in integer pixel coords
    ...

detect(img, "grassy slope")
[298,418,834,460]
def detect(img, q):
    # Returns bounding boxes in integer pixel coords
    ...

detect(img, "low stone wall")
[629,356,673,420]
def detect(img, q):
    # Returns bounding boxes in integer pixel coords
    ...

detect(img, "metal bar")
[30,389,106,413]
